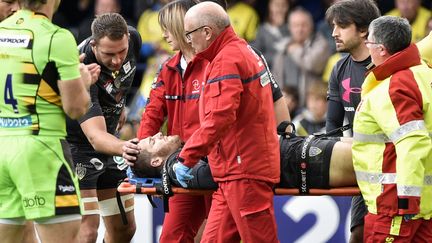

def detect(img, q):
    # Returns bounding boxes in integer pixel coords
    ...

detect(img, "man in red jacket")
[174,2,280,242]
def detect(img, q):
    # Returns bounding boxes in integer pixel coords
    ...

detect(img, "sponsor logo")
[162,166,170,195]
[309,147,322,157]
[341,78,362,103]
[58,185,76,193]
[0,116,31,128]
[23,195,45,208]
[120,66,136,83]
[385,236,394,242]
[260,72,270,87]
[301,136,313,159]
[344,107,355,112]
[75,163,86,180]
[113,156,128,170]
[0,34,30,47]
[89,158,104,171]
[123,61,131,73]
[192,79,200,93]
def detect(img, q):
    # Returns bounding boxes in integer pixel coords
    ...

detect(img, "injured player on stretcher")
[126,124,356,191]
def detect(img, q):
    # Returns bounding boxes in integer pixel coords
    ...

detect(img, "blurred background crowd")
[54,0,432,138]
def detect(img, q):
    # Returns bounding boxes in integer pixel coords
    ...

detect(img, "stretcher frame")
[118,181,361,196]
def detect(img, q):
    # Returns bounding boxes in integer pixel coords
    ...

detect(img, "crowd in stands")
[52,0,432,138]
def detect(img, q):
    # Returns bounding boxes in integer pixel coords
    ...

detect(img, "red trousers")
[159,194,212,243]
[201,179,279,243]
[364,213,432,243]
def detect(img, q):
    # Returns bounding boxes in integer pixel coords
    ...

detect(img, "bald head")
[185,1,230,33]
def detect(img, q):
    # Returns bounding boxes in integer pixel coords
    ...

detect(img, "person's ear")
[360,30,368,39]
[150,157,164,167]
[379,45,387,56]
[204,26,212,41]
[90,39,96,52]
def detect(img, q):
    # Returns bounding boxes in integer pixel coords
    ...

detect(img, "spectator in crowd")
[66,13,141,243]
[0,0,94,242]
[325,0,380,242]
[272,7,331,106]
[76,0,134,43]
[316,0,342,54]
[227,0,259,41]
[293,80,327,136]
[251,0,291,68]
[386,0,431,42]
[353,15,432,242]
[417,25,432,66]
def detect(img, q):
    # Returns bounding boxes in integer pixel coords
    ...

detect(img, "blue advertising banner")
[139,195,353,243]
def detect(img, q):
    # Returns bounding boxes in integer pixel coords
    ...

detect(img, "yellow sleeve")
[417,31,432,67]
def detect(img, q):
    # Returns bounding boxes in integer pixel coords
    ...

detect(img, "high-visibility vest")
[352,44,432,219]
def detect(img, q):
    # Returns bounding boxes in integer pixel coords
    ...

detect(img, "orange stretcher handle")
[118,182,360,196]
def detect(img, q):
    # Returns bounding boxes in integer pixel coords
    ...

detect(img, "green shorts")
[0,136,81,220]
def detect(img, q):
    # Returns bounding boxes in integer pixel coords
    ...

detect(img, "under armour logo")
[342,78,362,102]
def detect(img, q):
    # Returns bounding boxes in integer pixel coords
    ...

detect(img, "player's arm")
[53,29,94,119]
[58,63,92,119]
[79,85,139,156]
[325,67,344,135]
[80,115,135,156]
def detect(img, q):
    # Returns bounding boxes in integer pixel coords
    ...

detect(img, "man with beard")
[126,131,356,192]
[66,13,141,243]
[325,0,380,242]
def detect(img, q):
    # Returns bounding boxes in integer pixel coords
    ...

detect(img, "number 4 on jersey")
[4,74,19,113]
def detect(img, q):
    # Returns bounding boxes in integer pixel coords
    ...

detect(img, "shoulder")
[128,26,141,44]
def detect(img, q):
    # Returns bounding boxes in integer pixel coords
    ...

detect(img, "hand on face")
[122,138,141,166]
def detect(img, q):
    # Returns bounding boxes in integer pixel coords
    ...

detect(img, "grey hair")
[197,3,230,30]
[369,16,411,55]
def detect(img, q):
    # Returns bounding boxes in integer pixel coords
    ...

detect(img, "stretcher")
[117,181,361,196]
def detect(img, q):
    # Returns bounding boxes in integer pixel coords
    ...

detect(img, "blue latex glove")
[403,214,416,221]
[173,162,194,188]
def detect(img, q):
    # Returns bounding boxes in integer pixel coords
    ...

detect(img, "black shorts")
[279,135,338,189]
[70,145,127,190]
[350,195,368,230]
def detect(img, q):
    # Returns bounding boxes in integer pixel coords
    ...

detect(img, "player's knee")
[112,223,136,241]
[79,226,99,243]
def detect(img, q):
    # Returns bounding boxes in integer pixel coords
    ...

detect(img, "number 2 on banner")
[3,74,19,113]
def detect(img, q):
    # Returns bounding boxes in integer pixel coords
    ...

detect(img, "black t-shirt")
[326,54,371,136]
[66,26,142,148]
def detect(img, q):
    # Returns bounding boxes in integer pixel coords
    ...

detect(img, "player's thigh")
[35,217,80,243]
[2,137,80,220]
[0,219,26,243]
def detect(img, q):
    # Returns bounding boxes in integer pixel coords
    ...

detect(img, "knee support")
[99,194,134,217]
[80,197,100,215]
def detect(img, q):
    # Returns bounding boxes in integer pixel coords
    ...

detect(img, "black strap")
[116,179,129,225]
[146,195,158,208]
[298,135,315,194]
[154,156,174,212]
[136,182,142,194]
[316,124,351,137]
